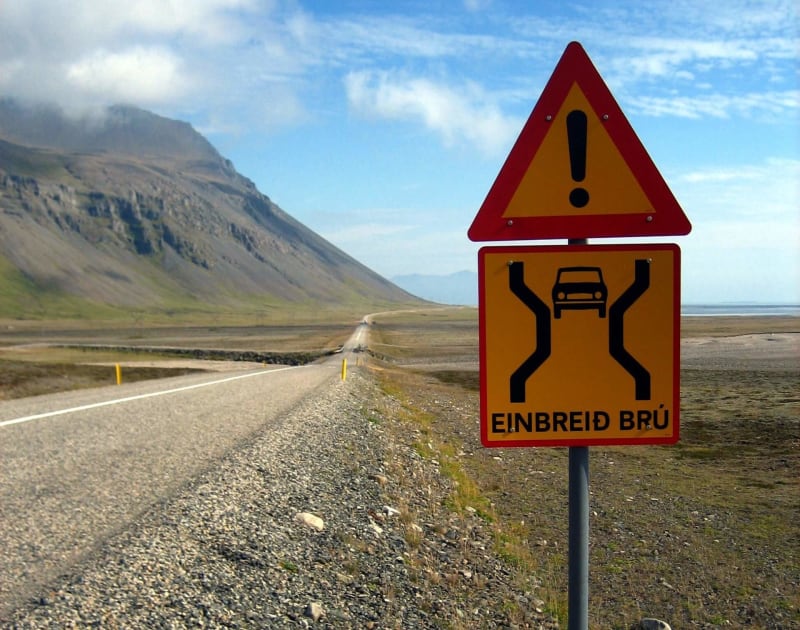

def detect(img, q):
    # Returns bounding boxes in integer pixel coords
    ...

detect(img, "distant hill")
[0,100,419,319]
[0,101,221,163]
[392,271,477,306]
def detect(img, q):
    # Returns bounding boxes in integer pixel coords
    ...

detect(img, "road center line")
[0,366,302,428]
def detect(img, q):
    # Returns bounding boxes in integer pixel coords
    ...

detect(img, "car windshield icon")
[552,266,608,318]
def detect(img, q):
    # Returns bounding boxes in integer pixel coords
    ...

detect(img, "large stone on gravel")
[305,602,325,621]
[295,512,325,531]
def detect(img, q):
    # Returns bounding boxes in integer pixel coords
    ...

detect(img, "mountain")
[391,271,478,306]
[0,100,419,319]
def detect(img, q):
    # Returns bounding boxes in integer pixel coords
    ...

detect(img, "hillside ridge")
[0,101,419,318]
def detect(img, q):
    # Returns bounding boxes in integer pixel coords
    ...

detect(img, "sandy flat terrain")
[681,332,799,370]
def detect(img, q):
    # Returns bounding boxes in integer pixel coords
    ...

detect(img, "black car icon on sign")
[552,266,608,319]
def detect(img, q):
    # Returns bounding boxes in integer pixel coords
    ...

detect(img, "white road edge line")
[0,366,303,428]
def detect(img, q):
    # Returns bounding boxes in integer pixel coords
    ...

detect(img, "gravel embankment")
[5,369,556,628]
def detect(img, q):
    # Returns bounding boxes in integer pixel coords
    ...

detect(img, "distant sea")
[681,304,800,317]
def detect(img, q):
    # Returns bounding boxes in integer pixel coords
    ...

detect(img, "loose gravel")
[4,369,556,628]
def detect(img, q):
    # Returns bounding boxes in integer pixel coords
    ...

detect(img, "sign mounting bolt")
[602,113,609,121]
[507,219,514,226]
[646,215,653,223]
[546,115,553,121]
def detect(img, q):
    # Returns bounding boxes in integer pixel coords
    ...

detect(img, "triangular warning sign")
[468,41,691,241]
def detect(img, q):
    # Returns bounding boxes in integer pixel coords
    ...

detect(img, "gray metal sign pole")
[568,238,589,630]
[568,446,589,629]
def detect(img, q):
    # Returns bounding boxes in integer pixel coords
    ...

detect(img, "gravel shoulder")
[3,369,556,629]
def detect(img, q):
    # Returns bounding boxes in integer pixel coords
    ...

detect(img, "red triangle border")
[468,41,692,241]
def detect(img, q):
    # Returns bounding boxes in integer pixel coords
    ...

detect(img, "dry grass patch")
[368,310,799,629]
[682,316,799,337]
[0,357,203,400]
[367,307,477,363]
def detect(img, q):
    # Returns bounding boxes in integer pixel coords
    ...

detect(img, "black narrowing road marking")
[509,261,552,403]
[609,258,651,400]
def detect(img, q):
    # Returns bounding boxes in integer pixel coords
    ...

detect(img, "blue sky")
[0,0,797,303]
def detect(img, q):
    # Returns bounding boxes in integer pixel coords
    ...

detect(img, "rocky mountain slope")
[0,100,418,317]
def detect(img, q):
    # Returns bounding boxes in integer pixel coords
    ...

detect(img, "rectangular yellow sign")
[479,244,680,447]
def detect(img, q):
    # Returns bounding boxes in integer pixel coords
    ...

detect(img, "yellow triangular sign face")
[468,42,691,241]
[503,83,651,218]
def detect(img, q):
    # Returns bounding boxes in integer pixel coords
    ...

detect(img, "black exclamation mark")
[567,110,589,208]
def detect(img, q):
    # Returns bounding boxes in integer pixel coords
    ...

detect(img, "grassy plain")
[367,309,799,629]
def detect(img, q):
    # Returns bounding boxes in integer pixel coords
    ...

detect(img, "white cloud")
[66,47,192,106]
[629,90,800,119]
[601,34,796,99]
[669,0,797,37]
[120,0,260,41]
[681,159,799,185]
[631,38,760,69]
[0,0,259,56]
[50,0,259,43]
[675,158,800,222]
[319,18,450,62]
[0,0,310,122]
[3,1,793,138]
[0,58,23,84]
[345,70,521,156]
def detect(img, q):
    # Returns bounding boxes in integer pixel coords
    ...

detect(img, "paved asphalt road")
[0,324,367,617]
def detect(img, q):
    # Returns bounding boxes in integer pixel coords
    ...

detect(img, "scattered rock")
[305,602,325,622]
[369,521,384,535]
[295,511,325,531]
